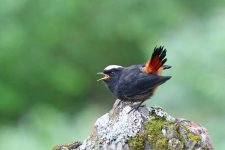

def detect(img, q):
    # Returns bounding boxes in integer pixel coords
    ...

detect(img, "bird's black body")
[98,46,171,106]
[103,64,170,102]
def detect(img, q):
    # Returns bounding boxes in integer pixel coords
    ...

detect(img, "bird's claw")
[127,103,145,114]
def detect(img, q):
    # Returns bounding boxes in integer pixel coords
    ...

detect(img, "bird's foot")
[128,102,145,114]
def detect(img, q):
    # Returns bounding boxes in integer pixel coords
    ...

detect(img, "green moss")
[128,111,202,150]
[128,132,146,150]
[145,116,171,149]
[187,133,201,142]
[180,123,201,143]
[128,116,171,150]
[155,138,168,149]
[129,109,181,149]
[173,124,185,146]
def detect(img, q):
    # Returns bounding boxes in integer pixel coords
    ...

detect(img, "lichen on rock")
[53,99,213,150]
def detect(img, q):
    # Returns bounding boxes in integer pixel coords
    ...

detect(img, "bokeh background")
[0,0,225,149]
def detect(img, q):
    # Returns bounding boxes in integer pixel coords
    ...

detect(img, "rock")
[53,99,213,150]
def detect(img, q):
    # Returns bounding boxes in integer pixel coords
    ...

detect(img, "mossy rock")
[128,109,204,150]
[53,101,213,150]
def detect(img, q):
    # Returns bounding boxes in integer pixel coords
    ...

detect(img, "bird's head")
[97,65,123,84]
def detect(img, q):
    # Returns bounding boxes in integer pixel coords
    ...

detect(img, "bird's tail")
[144,46,169,74]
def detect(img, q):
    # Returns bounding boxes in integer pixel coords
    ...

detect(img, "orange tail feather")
[145,46,167,74]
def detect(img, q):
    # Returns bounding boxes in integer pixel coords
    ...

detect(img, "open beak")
[97,72,110,81]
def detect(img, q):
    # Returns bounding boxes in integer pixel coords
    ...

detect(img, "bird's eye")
[104,69,118,76]
[110,71,115,75]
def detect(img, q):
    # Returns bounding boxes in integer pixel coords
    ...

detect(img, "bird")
[97,46,171,111]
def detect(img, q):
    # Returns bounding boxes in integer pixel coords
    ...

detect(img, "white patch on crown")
[104,65,123,71]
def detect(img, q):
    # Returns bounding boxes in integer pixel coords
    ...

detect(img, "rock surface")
[53,99,213,150]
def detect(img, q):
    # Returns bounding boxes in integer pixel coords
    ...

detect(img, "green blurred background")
[0,0,225,149]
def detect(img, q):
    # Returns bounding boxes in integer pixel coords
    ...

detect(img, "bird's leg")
[133,101,145,109]
[128,101,145,114]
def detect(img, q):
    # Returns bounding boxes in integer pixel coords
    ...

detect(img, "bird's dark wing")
[120,73,171,97]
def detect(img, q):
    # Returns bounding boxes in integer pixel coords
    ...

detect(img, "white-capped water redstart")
[98,46,171,111]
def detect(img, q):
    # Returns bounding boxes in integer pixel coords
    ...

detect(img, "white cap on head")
[104,65,123,71]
